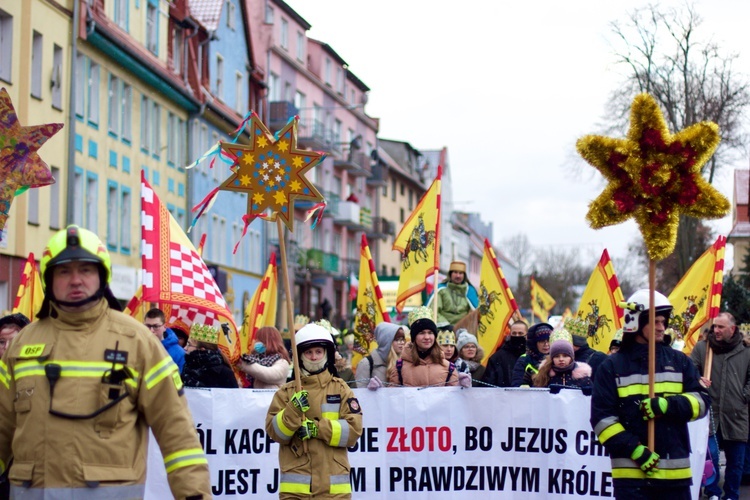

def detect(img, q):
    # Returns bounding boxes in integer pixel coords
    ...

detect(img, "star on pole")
[576,93,729,261]
[219,113,325,230]
[0,88,63,234]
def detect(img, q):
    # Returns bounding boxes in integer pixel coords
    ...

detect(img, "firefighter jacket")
[590,341,708,490]
[266,370,363,499]
[0,299,211,499]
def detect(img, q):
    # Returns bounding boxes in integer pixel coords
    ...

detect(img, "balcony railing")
[367,162,388,187]
[298,119,331,151]
[334,150,371,177]
[269,101,299,131]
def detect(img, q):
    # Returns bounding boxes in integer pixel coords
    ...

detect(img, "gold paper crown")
[294,314,310,330]
[564,317,589,339]
[613,328,624,342]
[315,319,340,336]
[190,324,220,344]
[408,306,434,327]
[437,330,456,346]
[549,328,573,344]
[739,324,750,335]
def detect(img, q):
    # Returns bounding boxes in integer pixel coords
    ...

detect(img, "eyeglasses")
[144,324,164,331]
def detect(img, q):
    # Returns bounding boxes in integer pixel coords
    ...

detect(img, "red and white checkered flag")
[140,171,240,363]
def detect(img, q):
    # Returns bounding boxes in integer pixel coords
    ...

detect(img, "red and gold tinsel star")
[0,88,63,234]
[577,93,729,261]
[219,113,325,230]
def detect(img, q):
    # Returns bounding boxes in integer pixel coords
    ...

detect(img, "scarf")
[244,353,282,367]
[708,330,743,354]
[466,359,481,373]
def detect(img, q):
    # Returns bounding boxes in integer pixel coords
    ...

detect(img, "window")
[0,10,12,82]
[73,168,83,225]
[120,188,131,252]
[86,173,98,232]
[336,67,344,95]
[75,53,85,118]
[146,2,157,54]
[408,189,413,210]
[391,177,396,201]
[87,60,100,126]
[235,71,243,113]
[107,182,118,249]
[219,217,227,265]
[268,73,279,101]
[108,75,120,135]
[216,54,224,100]
[211,215,220,260]
[333,119,341,146]
[151,101,160,157]
[211,132,220,181]
[283,82,292,102]
[167,112,176,165]
[324,59,331,86]
[350,89,355,105]
[122,83,132,142]
[31,31,42,98]
[294,90,305,115]
[382,265,386,276]
[296,31,304,61]
[51,44,63,108]
[140,95,150,152]
[264,3,274,24]
[226,1,235,30]
[49,167,60,229]
[172,27,183,74]
[199,123,208,171]
[280,18,288,49]
[113,0,128,30]
[400,183,405,196]
[400,208,405,224]
[27,182,39,224]
[177,118,185,169]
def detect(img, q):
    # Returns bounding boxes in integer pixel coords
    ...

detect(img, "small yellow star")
[240,175,251,186]
[276,140,289,152]
[257,135,268,148]
[292,156,304,168]
[274,191,288,206]
[290,180,302,192]
[252,192,264,205]
[242,153,254,166]
[268,180,276,187]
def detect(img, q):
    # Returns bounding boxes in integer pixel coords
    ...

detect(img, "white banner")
[146,387,708,499]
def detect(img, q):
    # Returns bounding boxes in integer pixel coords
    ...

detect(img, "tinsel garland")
[576,93,730,261]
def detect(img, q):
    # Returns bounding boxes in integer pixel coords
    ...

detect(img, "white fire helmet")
[622,289,673,333]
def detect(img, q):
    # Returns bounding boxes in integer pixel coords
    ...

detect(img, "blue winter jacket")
[162,328,186,373]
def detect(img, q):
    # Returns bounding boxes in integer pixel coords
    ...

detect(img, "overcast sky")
[286,0,750,267]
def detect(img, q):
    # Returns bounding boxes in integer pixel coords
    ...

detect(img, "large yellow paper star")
[577,93,729,261]
[219,112,325,230]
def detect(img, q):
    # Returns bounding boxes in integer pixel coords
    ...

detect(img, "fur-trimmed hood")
[539,358,592,379]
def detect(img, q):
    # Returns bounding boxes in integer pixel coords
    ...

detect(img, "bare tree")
[606,2,750,280]
[531,247,592,313]
[500,233,533,276]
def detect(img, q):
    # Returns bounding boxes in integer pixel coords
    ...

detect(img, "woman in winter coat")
[533,334,592,390]
[355,322,406,388]
[238,326,291,389]
[456,329,486,385]
[511,322,552,387]
[182,324,239,388]
[387,312,460,388]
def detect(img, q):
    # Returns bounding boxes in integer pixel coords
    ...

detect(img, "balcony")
[331,200,364,229]
[367,162,388,187]
[269,101,299,131]
[300,248,324,271]
[366,217,396,239]
[334,151,371,177]
[322,252,340,274]
[298,119,330,151]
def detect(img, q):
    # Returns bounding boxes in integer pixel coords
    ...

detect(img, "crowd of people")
[1,231,748,500]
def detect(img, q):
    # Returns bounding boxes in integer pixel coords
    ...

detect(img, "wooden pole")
[704,319,715,382]
[277,219,302,393]
[647,260,656,450]
[431,268,439,323]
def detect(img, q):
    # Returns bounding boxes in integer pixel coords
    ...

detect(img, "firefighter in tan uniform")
[266,324,363,498]
[0,225,211,499]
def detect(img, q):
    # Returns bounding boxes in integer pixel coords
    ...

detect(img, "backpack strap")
[396,358,404,386]
[445,362,456,385]
[366,354,374,380]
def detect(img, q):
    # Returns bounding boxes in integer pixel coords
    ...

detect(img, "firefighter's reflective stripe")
[0,361,9,389]
[163,447,208,473]
[280,473,311,494]
[594,416,626,444]
[144,357,179,389]
[610,457,692,480]
[272,409,295,442]
[9,484,146,499]
[321,403,339,420]
[682,391,706,420]
[329,419,349,447]
[616,372,683,397]
[330,473,352,494]
[12,360,140,387]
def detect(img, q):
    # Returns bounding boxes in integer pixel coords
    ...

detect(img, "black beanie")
[410,318,438,339]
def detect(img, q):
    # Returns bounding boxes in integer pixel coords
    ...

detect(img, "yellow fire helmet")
[40,225,112,289]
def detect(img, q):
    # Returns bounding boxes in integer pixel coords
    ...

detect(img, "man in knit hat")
[427,261,479,325]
